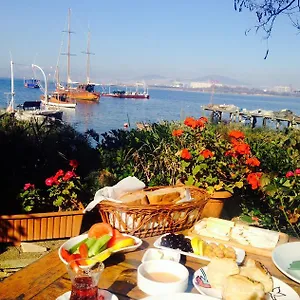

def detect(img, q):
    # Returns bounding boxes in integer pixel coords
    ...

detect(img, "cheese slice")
[196,228,231,241]
[243,227,279,249]
[206,218,234,238]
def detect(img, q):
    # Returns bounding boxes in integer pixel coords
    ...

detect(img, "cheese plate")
[153,233,245,264]
[189,218,289,257]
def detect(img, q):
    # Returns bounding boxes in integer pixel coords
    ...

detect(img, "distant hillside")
[134,74,168,81]
[191,75,247,86]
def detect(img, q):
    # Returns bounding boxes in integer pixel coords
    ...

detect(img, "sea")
[1,78,300,136]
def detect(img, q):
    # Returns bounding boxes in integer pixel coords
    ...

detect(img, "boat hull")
[67,91,100,101]
[102,93,149,99]
[41,95,77,109]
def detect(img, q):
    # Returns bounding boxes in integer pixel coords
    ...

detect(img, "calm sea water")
[1,78,300,135]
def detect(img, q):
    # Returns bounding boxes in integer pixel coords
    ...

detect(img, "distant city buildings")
[190,81,223,89]
[272,86,292,93]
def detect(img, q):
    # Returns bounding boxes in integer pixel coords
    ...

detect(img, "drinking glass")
[66,258,105,300]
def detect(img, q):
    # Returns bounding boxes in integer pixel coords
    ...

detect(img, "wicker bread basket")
[97,185,209,238]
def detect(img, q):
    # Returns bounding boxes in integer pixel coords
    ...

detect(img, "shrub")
[0,115,100,214]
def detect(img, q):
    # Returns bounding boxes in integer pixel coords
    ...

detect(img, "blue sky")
[1,0,300,88]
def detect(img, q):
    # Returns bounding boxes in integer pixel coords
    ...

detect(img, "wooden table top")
[0,234,299,299]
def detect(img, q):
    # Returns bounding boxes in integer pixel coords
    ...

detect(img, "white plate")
[153,233,245,264]
[58,233,142,264]
[141,248,181,263]
[56,289,118,300]
[272,241,300,284]
[142,293,217,300]
[193,266,300,300]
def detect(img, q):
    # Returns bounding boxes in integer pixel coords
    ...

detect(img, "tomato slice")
[112,228,123,238]
[79,243,89,259]
[88,222,113,238]
[61,247,73,262]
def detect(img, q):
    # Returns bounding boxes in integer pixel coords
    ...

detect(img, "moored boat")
[41,91,77,109]
[55,9,100,103]
[58,83,100,101]
[24,78,40,88]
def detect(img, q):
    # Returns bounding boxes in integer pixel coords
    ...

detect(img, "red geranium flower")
[184,117,198,129]
[233,143,251,155]
[181,148,192,160]
[286,171,294,178]
[246,157,260,167]
[247,172,262,190]
[69,160,79,169]
[24,183,35,191]
[55,169,64,178]
[45,177,54,187]
[229,130,245,139]
[295,169,300,175]
[200,149,214,159]
[63,171,75,181]
[172,129,184,137]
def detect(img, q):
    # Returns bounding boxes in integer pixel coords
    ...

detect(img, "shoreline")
[148,86,300,99]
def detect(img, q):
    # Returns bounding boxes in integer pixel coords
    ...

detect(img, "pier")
[202,104,300,129]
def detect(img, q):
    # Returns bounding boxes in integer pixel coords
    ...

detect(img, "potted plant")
[172,117,263,218]
[0,160,86,244]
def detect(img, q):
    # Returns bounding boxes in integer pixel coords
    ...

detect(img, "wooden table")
[0,234,299,299]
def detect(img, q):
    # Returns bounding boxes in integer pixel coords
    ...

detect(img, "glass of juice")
[66,258,104,300]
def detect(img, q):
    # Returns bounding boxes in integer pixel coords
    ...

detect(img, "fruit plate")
[58,233,142,264]
[193,266,300,300]
[153,233,245,264]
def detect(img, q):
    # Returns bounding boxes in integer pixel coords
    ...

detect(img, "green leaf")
[235,181,244,189]
[283,180,292,188]
[186,175,194,186]
[192,165,201,176]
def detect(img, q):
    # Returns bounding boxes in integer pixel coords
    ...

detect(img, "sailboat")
[102,82,150,99]
[7,60,63,121]
[56,9,100,102]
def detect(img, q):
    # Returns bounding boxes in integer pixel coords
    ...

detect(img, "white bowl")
[272,241,300,284]
[137,260,189,296]
[142,248,181,263]
[58,233,142,265]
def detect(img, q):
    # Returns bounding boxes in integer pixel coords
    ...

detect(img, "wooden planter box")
[0,210,84,244]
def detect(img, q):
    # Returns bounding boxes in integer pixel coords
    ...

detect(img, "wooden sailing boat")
[56,9,100,102]
[41,66,76,109]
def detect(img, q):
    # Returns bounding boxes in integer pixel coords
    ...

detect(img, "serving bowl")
[137,260,189,296]
[58,233,142,265]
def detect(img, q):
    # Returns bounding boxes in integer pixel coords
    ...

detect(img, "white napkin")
[83,176,145,213]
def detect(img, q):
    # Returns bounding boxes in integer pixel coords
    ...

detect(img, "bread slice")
[145,187,186,204]
[239,259,273,293]
[119,190,149,206]
[223,275,266,300]
[206,257,239,290]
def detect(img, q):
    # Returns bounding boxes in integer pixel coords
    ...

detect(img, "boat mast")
[82,28,95,84]
[10,60,15,111]
[62,8,75,88]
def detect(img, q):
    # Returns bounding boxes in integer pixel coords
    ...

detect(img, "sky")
[1,0,300,88]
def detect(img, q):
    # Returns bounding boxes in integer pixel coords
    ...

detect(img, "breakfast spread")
[192,217,281,250]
